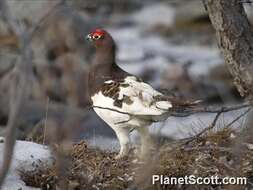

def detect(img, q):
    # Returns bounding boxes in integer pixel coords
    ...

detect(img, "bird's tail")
[154,95,202,117]
[169,99,202,117]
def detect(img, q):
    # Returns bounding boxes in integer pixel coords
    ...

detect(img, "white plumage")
[92,76,172,124]
[91,76,173,158]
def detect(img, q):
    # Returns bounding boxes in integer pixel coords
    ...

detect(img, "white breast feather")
[92,92,130,125]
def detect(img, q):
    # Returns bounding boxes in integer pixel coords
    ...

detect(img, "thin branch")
[43,97,50,145]
[202,0,208,11]
[0,0,33,187]
[224,107,252,129]
[181,105,252,146]
[114,118,132,125]
[183,111,223,145]
[182,145,232,152]
[92,105,133,116]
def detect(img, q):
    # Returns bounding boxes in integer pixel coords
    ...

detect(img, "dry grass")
[20,128,253,190]
[20,141,134,190]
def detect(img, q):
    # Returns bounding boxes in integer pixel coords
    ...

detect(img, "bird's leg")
[136,127,155,159]
[113,127,130,159]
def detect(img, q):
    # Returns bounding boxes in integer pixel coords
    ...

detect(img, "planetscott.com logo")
[152,175,247,185]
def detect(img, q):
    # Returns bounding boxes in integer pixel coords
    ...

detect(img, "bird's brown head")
[86,29,115,50]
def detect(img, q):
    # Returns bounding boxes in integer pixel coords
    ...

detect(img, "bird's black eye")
[93,34,101,40]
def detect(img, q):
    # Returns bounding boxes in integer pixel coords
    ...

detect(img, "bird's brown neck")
[88,47,128,96]
[94,46,116,66]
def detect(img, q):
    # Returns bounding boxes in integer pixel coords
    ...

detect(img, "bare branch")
[183,111,223,145]
[0,0,33,187]
[202,0,208,11]
[92,105,133,116]
[182,105,252,146]
[224,107,252,128]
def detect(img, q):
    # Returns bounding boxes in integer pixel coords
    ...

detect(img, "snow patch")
[0,140,53,190]
[131,3,175,29]
[109,27,222,79]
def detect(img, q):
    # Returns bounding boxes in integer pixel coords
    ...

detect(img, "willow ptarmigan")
[87,29,198,159]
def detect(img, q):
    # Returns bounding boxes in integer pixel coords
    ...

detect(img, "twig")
[202,0,208,11]
[183,111,223,145]
[25,119,45,141]
[197,111,222,136]
[92,105,133,116]
[114,117,132,125]
[182,145,232,152]
[181,105,252,146]
[43,97,50,145]
[224,107,252,129]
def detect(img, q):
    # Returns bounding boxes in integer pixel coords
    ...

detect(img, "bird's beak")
[86,34,93,42]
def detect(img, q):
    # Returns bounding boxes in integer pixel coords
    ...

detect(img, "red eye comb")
[91,29,106,36]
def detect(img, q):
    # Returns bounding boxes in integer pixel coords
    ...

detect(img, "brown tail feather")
[161,96,202,116]
[154,95,201,107]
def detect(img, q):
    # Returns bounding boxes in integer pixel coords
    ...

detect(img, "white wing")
[118,76,172,116]
[91,76,173,125]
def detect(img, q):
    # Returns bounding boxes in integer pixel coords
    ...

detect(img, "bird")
[86,28,199,159]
